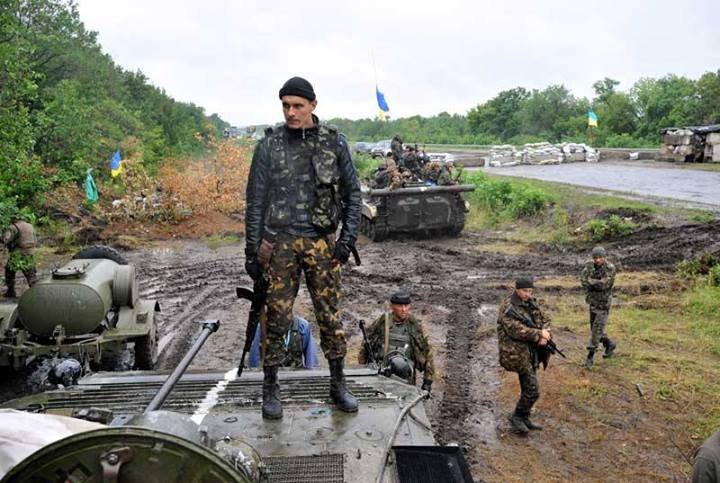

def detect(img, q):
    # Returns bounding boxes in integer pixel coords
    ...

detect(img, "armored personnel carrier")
[360,182,476,241]
[1,320,473,482]
[0,245,159,371]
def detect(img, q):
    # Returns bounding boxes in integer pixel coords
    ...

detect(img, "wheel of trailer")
[135,313,159,370]
[73,245,128,265]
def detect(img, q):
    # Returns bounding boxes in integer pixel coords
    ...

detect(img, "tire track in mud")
[127,243,249,369]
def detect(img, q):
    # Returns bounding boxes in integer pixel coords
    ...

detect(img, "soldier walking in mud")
[358,290,435,393]
[580,246,617,368]
[244,76,362,419]
[2,210,38,298]
[497,277,552,434]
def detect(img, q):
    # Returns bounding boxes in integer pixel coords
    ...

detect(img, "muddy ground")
[2,218,720,481]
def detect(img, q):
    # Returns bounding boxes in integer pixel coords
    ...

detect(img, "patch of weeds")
[676,253,719,278]
[204,233,241,249]
[549,208,571,245]
[463,171,554,222]
[708,265,720,287]
[584,215,636,241]
[690,211,716,224]
[354,153,382,180]
[687,284,720,354]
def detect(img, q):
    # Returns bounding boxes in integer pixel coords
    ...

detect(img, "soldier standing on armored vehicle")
[580,246,617,368]
[358,290,434,393]
[497,277,552,435]
[244,76,361,420]
[390,134,403,161]
[2,210,38,298]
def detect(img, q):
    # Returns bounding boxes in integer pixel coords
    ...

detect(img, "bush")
[676,253,720,278]
[584,215,636,241]
[353,153,382,180]
[708,265,720,287]
[463,171,553,221]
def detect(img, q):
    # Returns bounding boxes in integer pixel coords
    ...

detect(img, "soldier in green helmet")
[580,246,617,369]
[244,76,362,420]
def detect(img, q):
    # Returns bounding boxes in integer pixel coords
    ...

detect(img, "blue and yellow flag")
[110,150,122,177]
[376,86,390,120]
[588,111,598,127]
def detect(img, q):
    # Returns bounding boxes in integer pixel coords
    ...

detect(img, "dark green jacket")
[358,313,435,381]
[580,260,616,310]
[497,292,550,372]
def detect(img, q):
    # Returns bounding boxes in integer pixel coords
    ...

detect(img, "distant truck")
[0,246,159,371]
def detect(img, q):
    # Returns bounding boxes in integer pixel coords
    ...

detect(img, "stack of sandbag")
[659,128,695,162]
[487,145,519,167]
[560,143,599,163]
[521,142,564,165]
[706,133,720,163]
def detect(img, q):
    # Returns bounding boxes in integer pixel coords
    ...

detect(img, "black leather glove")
[244,258,262,281]
[421,379,432,394]
[333,241,351,265]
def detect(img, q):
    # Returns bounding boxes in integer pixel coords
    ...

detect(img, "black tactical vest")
[264,124,342,234]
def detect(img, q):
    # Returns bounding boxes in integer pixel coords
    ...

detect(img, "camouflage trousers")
[588,308,610,350]
[4,252,37,293]
[515,369,540,417]
[263,234,345,366]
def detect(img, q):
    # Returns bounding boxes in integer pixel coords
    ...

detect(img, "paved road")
[481,161,720,209]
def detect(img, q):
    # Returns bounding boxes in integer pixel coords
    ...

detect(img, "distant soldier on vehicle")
[400,146,423,178]
[390,135,403,161]
[497,277,552,434]
[358,290,435,394]
[580,246,617,368]
[2,210,38,298]
[244,76,361,419]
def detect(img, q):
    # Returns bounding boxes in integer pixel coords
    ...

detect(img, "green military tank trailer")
[0,245,159,371]
[360,182,476,241]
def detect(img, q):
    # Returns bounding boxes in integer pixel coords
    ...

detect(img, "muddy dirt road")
[481,160,720,210]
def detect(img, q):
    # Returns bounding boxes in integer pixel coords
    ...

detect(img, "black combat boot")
[329,358,358,413]
[584,348,595,369]
[262,365,283,420]
[602,339,617,359]
[523,416,543,430]
[508,412,529,435]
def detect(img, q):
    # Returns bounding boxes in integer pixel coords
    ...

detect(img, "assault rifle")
[236,277,269,376]
[505,304,566,369]
[358,320,379,371]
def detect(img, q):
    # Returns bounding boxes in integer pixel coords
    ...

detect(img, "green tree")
[467,88,529,141]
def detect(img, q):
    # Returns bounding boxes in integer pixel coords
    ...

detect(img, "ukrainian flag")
[110,150,122,177]
[588,111,598,127]
[376,86,390,121]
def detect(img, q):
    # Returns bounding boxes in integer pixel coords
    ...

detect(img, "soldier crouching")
[497,277,552,434]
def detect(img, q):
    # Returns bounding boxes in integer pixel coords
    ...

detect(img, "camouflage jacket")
[1,221,36,255]
[497,292,550,372]
[580,260,616,310]
[358,313,435,381]
[244,115,361,258]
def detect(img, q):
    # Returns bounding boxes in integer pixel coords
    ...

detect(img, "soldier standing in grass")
[244,76,361,419]
[2,211,38,298]
[497,277,552,435]
[580,246,617,369]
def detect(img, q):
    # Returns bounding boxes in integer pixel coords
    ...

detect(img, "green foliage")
[709,265,720,287]
[584,215,636,241]
[463,171,553,222]
[676,253,720,278]
[0,0,228,217]
[353,153,382,180]
[690,211,716,224]
[687,284,720,353]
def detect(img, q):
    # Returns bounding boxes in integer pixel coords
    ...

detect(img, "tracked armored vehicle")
[0,245,159,371]
[360,182,475,241]
[1,318,473,483]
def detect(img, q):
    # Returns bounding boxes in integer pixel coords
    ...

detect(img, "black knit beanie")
[515,277,535,289]
[279,76,316,101]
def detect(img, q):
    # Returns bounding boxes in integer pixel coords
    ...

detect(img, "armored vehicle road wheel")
[134,315,158,370]
[73,245,128,265]
[1,427,251,483]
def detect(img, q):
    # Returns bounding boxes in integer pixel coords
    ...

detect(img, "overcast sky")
[76,0,720,126]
